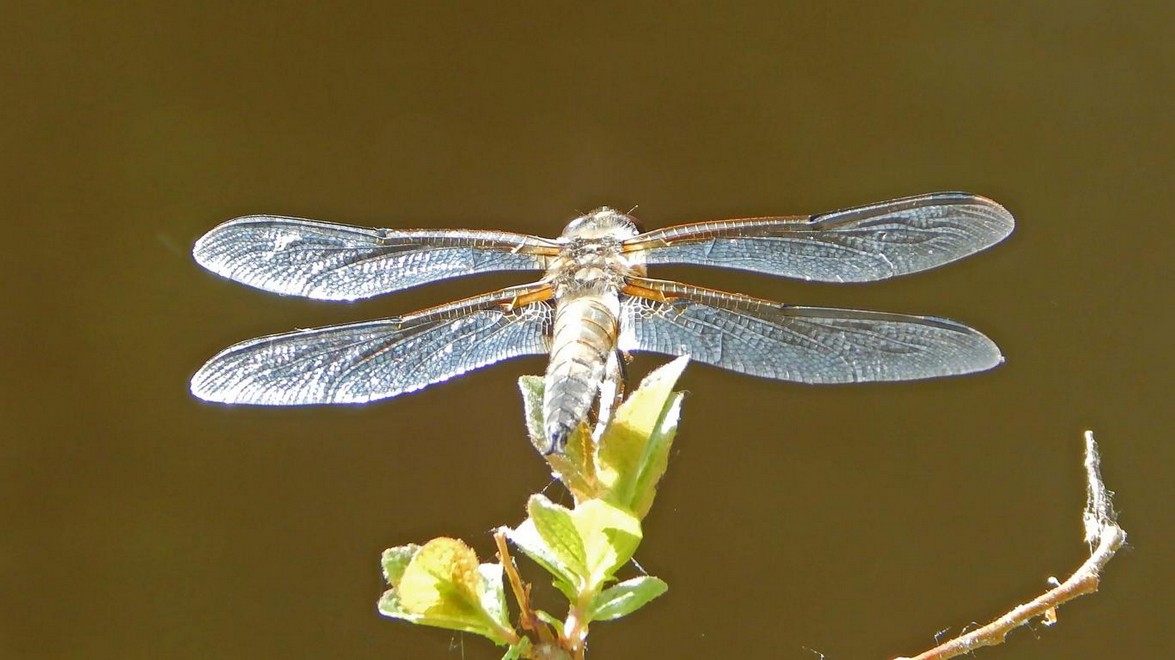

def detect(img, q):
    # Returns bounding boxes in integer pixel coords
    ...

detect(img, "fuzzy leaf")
[598,357,687,517]
[378,538,513,644]
[503,518,580,595]
[526,495,588,580]
[570,499,643,588]
[381,544,421,586]
[589,576,668,621]
[517,375,546,449]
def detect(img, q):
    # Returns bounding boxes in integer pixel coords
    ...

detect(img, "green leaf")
[598,356,688,517]
[526,495,589,580]
[589,576,668,621]
[517,375,546,450]
[395,537,483,615]
[377,537,514,645]
[507,497,643,594]
[622,391,682,518]
[381,544,421,586]
[477,562,511,630]
[502,519,581,593]
[570,499,643,588]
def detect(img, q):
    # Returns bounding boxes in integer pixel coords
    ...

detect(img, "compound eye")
[560,207,641,239]
[562,215,593,235]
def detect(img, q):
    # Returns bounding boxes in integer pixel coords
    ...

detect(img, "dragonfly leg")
[592,350,627,443]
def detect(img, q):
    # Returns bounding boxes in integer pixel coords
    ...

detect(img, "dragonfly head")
[561,207,642,241]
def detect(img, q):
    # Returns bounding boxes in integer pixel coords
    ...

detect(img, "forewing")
[191,286,553,405]
[621,279,1003,383]
[193,215,558,301]
[625,192,1013,282]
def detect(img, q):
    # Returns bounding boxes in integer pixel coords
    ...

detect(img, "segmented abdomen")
[542,293,620,453]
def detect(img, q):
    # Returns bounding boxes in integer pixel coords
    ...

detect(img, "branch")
[896,431,1127,660]
[494,531,554,644]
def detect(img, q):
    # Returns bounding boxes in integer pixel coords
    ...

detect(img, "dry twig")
[896,431,1127,659]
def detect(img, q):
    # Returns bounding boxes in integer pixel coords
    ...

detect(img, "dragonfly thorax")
[545,208,642,299]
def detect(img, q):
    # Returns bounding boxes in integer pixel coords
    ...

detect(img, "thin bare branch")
[494,531,554,645]
[896,431,1127,660]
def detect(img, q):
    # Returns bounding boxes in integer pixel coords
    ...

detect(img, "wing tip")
[939,190,1016,242]
[947,323,1005,376]
[190,214,295,262]
[189,360,253,405]
[188,373,227,404]
[967,346,1005,375]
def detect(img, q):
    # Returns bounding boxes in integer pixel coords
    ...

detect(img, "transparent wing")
[193,215,559,301]
[621,278,1003,383]
[190,285,554,405]
[624,192,1013,282]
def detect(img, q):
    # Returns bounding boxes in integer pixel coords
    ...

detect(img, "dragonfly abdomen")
[541,292,621,454]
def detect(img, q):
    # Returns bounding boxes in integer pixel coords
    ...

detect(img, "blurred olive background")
[1,3,1170,659]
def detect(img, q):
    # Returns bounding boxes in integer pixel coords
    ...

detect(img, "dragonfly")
[190,192,1014,454]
